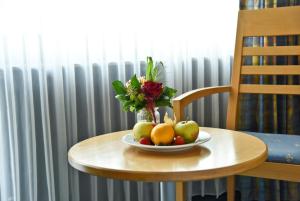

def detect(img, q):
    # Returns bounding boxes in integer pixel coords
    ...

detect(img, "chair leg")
[227,176,235,201]
[176,182,185,201]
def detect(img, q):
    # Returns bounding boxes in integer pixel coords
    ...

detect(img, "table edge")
[68,140,268,182]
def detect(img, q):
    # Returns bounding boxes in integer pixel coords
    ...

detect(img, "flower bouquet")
[112,57,177,123]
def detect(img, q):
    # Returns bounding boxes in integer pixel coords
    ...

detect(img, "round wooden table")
[68,127,267,201]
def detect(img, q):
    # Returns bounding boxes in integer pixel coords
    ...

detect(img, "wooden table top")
[68,127,267,182]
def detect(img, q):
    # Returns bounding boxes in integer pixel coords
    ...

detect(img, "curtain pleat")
[1,54,233,201]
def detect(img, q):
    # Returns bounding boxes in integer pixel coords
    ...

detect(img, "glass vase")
[136,108,160,124]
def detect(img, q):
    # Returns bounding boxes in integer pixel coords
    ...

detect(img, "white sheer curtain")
[0,1,238,201]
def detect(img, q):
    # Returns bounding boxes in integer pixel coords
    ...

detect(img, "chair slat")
[239,84,300,95]
[240,6,300,36]
[241,66,300,75]
[243,46,300,56]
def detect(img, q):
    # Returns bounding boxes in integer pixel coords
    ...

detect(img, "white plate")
[122,131,211,152]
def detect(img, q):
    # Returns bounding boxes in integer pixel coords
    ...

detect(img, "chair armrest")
[173,85,232,121]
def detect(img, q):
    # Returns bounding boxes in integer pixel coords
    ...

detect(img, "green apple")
[174,121,199,143]
[133,122,155,141]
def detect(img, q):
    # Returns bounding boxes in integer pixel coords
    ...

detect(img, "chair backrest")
[226,6,300,130]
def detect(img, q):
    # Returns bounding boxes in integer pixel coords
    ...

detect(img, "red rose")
[142,81,163,99]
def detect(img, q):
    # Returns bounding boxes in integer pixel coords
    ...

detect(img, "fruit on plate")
[174,120,199,143]
[139,137,152,145]
[174,135,185,145]
[151,123,175,145]
[133,122,155,141]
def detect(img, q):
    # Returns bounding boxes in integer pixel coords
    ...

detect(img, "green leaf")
[130,75,141,89]
[163,87,177,98]
[134,104,144,111]
[112,80,127,95]
[115,94,128,101]
[134,98,144,108]
[146,57,153,81]
[153,61,164,82]
[155,98,172,107]
[122,100,134,111]
[129,106,136,112]
[122,107,129,112]
[152,66,159,81]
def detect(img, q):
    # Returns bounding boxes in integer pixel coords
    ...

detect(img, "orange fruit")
[150,123,175,145]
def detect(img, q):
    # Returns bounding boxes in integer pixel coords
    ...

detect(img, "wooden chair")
[173,6,300,201]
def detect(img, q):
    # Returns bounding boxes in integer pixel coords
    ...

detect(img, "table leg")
[176,181,185,201]
[227,176,235,201]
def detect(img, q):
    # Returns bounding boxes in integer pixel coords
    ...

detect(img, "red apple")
[174,136,185,145]
[139,137,152,145]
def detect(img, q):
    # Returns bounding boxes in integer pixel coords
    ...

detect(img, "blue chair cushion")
[245,132,300,165]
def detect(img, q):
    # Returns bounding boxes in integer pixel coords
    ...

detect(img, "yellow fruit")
[151,123,175,145]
